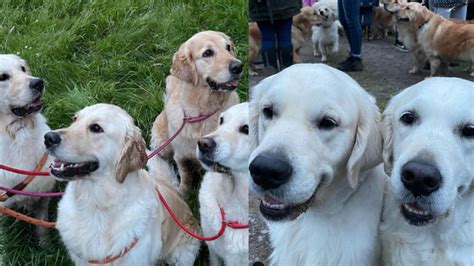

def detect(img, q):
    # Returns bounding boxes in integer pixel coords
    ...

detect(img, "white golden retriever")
[0,54,55,237]
[45,104,199,265]
[311,5,339,62]
[380,78,474,265]
[197,102,249,266]
[249,64,386,265]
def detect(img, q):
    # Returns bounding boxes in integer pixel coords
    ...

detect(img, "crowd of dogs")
[250,0,474,77]
[0,31,249,265]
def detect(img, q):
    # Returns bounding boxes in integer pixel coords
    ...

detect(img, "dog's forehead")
[222,102,249,124]
[189,31,230,48]
[0,54,24,71]
[77,104,133,125]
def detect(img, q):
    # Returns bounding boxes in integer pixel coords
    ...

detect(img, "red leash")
[0,164,49,176]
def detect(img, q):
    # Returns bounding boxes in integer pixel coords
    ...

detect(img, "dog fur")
[0,54,55,239]
[292,7,321,64]
[150,31,241,196]
[249,64,386,265]
[197,103,249,266]
[380,78,474,265]
[47,104,200,265]
[311,5,340,62]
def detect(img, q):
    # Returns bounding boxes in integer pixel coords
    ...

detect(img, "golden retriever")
[150,31,241,196]
[45,103,200,265]
[371,6,396,40]
[0,54,56,239]
[395,2,474,76]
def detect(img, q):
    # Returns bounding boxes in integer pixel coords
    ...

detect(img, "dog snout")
[229,60,243,75]
[29,78,44,93]
[44,132,61,149]
[401,160,442,196]
[198,137,216,154]
[250,153,292,190]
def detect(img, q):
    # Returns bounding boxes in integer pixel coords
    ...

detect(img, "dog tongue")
[229,79,239,87]
[264,194,283,205]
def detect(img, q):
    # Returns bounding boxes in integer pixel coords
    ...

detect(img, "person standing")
[249,0,302,72]
[337,0,364,72]
[429,0,467,19]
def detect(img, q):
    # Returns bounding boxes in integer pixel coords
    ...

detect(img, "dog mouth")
[206,77,240,91]
[50,159,99,180]
[10,94,43,117]
[260,191,317,222]
[400,202,441,226]
[397,17,410,22]
[198,155,230,174]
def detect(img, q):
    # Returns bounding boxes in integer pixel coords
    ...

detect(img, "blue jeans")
[338,0,362,57]
[257,18,293,50]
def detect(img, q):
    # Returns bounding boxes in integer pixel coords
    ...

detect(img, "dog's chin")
[50,158,99,181]
[400,202,449,226]
[260,189,317,222]
[206,77,240,91]
[10,94,43,117]
[198,155,231,174]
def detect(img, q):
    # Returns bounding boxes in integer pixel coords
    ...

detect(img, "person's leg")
[450,4,467,20]
[257,21,278,70]
[275,18,293,69]
[337,0,363,71]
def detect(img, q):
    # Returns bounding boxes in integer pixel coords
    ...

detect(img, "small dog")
[46,104,200,265]
[0,54,55,239]
[197,102,249,266]
[311,5,340,62]
[151,31,242,196]
[292,7,321,63]
[380,78,474,265]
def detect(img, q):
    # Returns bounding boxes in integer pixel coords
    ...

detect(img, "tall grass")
[0,0,248,264]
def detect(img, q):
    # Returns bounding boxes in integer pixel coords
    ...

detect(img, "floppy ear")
[170,43,198,86]
[115,126,148,183]
[382,103,394,175]
[249,82,268,150]
[346,95,383,189]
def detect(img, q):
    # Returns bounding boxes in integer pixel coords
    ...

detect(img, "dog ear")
[170,43,198,86]
[347,95,383,189]
[249,79,271,150]
[382,103,394,176]
[115,126,148,183]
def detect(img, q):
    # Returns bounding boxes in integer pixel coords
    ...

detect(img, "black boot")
[337,56,363,72]
[261,47,279,72]
[279,47,293,70]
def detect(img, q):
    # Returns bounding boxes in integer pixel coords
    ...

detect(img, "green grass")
[0,0,248,264]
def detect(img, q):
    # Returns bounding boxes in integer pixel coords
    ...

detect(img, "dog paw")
[249,70,259,76]
[471,72,474,77]
[408,67,418,74]
[321,56,327,62]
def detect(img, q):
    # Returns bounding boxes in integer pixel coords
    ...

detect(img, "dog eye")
[400,111,417,125]
[226,44,231,52]
[72,116,77,122]
[262,105,273,119]
[461,124,474,138]
[202,49,214,58]
[318,117,338,130]
[0,74,10,81]
[219,117,224,125]
[20,66,26,72]
[89,124,104,133]
[239,125,249,135]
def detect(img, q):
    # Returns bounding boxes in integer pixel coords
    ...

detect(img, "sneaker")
[394,40,408,52]
[337,56,363,72]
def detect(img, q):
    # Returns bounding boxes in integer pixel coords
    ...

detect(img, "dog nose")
[198,137,216,154]
[44,132,61,149]
[29,78,44,92]
[401,160,442,197]
[250,153,292,190]
[229,61,243,75]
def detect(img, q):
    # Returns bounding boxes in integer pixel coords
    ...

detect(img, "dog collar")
[88,237,139,264]
[418,18,430,30]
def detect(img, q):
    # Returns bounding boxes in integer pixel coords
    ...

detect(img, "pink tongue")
[229,79,239,86]
[52,159,62,167]
[264,194,283,205]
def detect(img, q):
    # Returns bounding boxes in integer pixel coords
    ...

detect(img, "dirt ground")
[249,35,474,265]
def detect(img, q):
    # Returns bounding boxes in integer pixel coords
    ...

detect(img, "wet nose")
[229,60,243,75]
[44,132,61,149]
[29,78,44,93]
[401,160,442,197]
[250,153,292,190]
[198,137,216,154]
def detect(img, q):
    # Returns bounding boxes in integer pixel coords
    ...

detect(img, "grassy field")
[0,0,248,264]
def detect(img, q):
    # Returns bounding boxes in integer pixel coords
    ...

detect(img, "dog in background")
[292,7,322,63]
[46,104,200,265]
[0,54,56,240]
[311,5,340,62]
[197,102,249,266]
[248,22,261,76]
[151,31,242,196]
[380,78,474,265]
[371,6,396,40]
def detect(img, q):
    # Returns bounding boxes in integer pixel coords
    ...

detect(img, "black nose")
[44,132,61,149]
[229,61,243,75]
[401,160,442,197]
[29,78,44,92]
[250,153,292,190]
[198,137,216,154]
